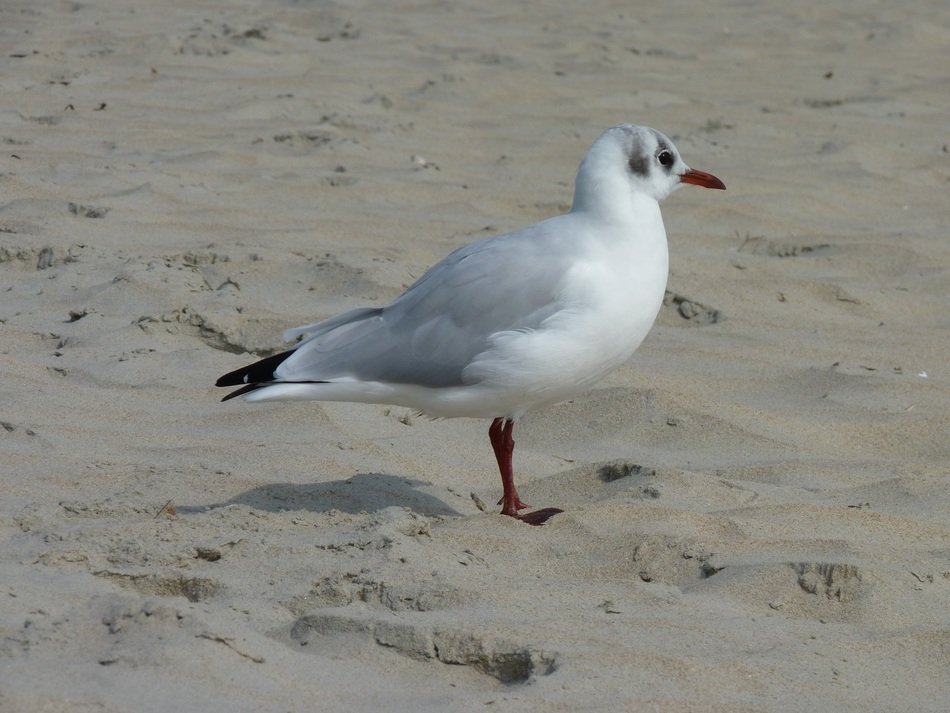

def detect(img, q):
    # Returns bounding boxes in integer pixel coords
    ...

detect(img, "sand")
[2,0,949,711]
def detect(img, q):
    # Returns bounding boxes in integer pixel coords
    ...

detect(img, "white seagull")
[217,124,725,524]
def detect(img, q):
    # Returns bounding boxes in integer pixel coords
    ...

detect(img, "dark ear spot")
[628,152,650,177]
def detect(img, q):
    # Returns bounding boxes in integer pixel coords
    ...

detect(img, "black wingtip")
[215,372,240,388]
[220,383,267,402]
[215,349,297,388]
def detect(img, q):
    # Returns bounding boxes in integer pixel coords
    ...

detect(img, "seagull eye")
[657,150,674,167]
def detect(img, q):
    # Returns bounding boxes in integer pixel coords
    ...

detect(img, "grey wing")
[276,223,573,388]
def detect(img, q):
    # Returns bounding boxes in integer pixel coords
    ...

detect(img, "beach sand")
[2,1,949,710]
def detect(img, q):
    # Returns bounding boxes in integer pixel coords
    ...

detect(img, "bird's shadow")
[177,472,461,518]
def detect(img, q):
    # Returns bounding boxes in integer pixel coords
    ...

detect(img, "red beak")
[680,168,726,190]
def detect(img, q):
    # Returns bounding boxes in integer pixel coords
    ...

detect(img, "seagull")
[216,124,725,525]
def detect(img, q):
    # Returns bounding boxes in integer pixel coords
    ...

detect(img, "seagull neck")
[570,187,661,230]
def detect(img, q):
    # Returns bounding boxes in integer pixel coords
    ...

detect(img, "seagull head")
[571,124,725,213]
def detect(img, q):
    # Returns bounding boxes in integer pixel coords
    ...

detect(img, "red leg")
[489,417,528,514]
[488,417,563,525]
